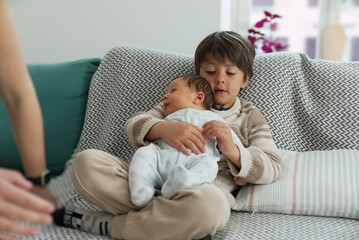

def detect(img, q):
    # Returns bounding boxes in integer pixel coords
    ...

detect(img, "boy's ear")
[241,75,250,89]
[194,92,205,105]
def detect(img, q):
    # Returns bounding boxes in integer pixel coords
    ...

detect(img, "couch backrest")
[75,46,194,162]
[74,46,359,163]
[241,52,359,151]
[0,58,101,175]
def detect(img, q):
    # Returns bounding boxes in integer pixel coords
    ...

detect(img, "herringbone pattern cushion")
[241,52,359,151]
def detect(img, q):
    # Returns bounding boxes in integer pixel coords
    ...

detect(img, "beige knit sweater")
[125,97,282,193]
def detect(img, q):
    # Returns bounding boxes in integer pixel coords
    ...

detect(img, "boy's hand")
[234,176,248,186]
[156,121,206,156]
[202,120,241,168]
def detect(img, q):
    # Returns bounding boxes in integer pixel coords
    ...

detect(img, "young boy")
[129,74,243,207]
[54,31,282,240]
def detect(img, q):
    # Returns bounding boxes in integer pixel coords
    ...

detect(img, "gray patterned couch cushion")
[35,46,359,240]
[241,52,359,151]
[75,46,195,162]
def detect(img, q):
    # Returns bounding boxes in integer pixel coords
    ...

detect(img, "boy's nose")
[163,93,168,100]
[216,74,225,83]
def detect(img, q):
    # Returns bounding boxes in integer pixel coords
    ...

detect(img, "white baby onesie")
[129,108,242,207]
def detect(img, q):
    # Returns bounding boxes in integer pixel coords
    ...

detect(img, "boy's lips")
[214,89,227,94]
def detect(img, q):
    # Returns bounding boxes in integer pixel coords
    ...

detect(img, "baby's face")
[163,78,197,116]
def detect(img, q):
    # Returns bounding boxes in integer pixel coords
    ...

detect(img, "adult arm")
[0,0,56,204]
[125,103,206,155]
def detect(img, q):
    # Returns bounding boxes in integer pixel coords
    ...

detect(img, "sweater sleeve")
[227,105,282,184]
[124,102,165,147]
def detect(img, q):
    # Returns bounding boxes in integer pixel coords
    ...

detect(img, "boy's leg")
[112,183,230,240]
[70,149,230,240]
[71,149,140,214]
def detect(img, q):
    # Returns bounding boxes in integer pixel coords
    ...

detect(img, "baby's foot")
[162,165,192,198]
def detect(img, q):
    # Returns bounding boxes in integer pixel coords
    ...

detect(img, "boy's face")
[199,54,249,109]
[163,77,199,116]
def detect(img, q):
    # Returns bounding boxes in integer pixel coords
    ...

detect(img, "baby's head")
[163,74,214,116]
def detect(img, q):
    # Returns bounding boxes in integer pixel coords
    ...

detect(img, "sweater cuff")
[227,144,252,179]
[137,119,165,146]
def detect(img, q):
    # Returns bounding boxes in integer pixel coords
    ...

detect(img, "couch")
[1,45,358,239]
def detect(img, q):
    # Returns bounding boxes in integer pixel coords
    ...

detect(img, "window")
[305,37,316,59]
[308,0,319,7]
[252,0,274,6]
[351,37,359,61]
[249,1,319,57]
[244,0,359,61]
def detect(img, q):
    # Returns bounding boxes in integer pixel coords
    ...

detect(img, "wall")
[9,0,222,64]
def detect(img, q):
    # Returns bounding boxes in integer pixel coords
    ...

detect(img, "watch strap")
[26,169,51,186]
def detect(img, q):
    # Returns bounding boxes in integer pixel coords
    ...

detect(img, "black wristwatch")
[26,169,51,186]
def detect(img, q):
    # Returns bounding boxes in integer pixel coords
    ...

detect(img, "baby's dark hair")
[180,74,214,110]
[195,31,255,80]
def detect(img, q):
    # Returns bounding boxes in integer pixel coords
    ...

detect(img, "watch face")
[26,169,51,186]
[42,169,51,186]
[44,171,51,183]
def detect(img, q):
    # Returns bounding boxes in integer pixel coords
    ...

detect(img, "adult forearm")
[6,92,47,177]
[0,0,47,177]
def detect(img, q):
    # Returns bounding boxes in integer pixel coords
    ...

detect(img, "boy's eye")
[206,71,215,75]
[227,72,235,75]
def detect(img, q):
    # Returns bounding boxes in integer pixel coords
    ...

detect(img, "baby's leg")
[186,156,218,187]
[162,165,191,198]
[162,156,218,198]
[129,145,162,207]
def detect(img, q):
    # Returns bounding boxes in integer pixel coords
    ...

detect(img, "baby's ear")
[194,92,205,104]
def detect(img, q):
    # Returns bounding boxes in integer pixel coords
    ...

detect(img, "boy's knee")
[72,149,103,192]
[189,184,231,233]
[73,149,97,174]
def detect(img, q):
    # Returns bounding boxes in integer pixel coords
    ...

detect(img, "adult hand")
[30,185,57,207]
[0,168,55,239]
[154,121,206,156]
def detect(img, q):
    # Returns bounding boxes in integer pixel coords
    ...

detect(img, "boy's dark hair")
[181,74,214,110]
[194,31,255,80]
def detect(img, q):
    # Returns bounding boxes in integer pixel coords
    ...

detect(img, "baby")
[129,74,243,207]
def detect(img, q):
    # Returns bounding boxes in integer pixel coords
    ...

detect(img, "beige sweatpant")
[71,149,231,240]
